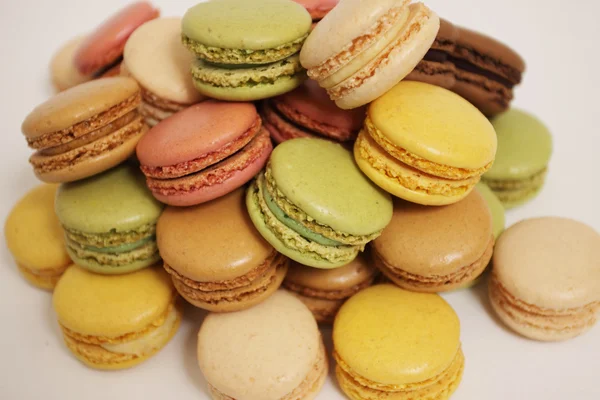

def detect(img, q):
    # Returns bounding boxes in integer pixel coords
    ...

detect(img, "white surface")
[0,0,598,399]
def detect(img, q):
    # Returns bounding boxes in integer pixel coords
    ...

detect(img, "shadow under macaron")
[181,303,210,396]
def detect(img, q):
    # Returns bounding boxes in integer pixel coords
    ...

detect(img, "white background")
[1,0,598,399]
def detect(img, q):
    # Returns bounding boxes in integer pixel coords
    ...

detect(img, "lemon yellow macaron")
[354,81,497,205]
[52,265,182,370]
[5,184,72,290]
[333,284,464,399]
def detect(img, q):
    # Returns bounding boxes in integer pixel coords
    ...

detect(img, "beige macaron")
[490,217,600,341]
[123,17,205,126]
[197,290,328,400]
[50,35,92,92]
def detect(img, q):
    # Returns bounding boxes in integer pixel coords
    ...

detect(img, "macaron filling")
[138,87,188,127]
[182,34,308,64]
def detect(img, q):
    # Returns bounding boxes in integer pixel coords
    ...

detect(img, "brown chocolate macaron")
[372,191,494,292]
[406,18,459,89]
[157,188,288,312]
[450,26,525,117]
[283,253,378,323]
[21,77,147,183]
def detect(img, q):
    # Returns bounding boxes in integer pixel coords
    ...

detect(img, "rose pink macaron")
[262,79,365,143]
[293,0,339,23]
[74,2,159,77]
[136,101,272,206]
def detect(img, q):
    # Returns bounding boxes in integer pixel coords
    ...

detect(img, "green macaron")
[475,182,506,239]
[55,163,164,274]
[182,0,311,101]
[482,109,553,208]
[247,138,393,269]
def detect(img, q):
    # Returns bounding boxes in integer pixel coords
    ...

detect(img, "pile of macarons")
[5,0,599,399]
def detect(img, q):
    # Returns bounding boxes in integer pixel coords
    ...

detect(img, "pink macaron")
[74,2,160,77]
[261,79,366,143]
[293,0,339,22]
[136,101,272,206]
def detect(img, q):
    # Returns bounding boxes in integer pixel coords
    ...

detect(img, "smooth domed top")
[182,0,311,50]
[334,284,460,385]
[157,188,273,282]
[198,290,320,400]
[53,265,173,337]
[270,138,393,236]
[55,163,164,233]
[493,217,600,309]
[369,81,497,169]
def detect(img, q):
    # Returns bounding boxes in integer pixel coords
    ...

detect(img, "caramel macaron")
[283,253,378,323]
[157,188,288,312]
[21,77,147,183]
[372,191,494,292]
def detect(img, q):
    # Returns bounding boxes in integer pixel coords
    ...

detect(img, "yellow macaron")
[4,184,72,289]
[52,265,182,370]
[333,284,464,399]
[354,81,497,205]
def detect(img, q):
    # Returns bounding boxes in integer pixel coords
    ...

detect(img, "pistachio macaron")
[482,109,553,208]
[53,265,181,370]
[372,191,494,292]
[55,163,164,274]
[490,217,600,341]
[157,188,288,312]
[247,138,393,269]
[5,184,72,290]
[476,182,505,239]
[354,81,497,206]
[334,284,464,400]
[198,290,328,400]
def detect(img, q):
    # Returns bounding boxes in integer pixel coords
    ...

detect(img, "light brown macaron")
[283,252,378,323]
[50,35,92,92]
[490,217,600,341]
[21,77,147,183]
[157,188,288,312]
[372,190,494,292]
[198,290,328,400]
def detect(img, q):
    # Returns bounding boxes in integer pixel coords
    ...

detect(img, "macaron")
[157,188,288,312]
[5,184,72,290]
[198,290,328,400]
[406,18,459,89]
[482,109,553,208]
[300,0,440,109]
[21,77,147,183]
[450,26,525,117]
[490,217,600,342]
[182,0,311,101]
[372,191,494,292]
[293,0,339,23]
[55,163,164,275]
[53,265,182,370]
[283,253,377,323]
[136,101,272,206]
[475,182,505,239]
[74,2,159,77]
[50,35,92,92]
[261,79,366,143]
[354,81,497,205]
[122,17,205,127]
[334,284,464,400]
[247,138,393,269]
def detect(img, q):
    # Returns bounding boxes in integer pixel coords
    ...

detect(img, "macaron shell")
[484,109,553,181]
[334,284,461,385]
[50,35,92,91]
[74,2,160,75]
[5,184,71,272]
[270,138,393,236]
[55,163,163,234]
[53,265,174,337]
[197,290,321,400]
[493,217,600,310]
[157,188,273,283]
[293,0,339,19]
[17,263,72,291]
[368,81,497,169]
[182,0,311,51]
[123,17,204,105]
[475,182,505,239]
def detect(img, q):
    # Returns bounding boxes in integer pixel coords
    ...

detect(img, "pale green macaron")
[482,109,553,208]
[475,182,505,239]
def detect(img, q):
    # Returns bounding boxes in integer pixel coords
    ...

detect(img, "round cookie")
[50,35,91,92]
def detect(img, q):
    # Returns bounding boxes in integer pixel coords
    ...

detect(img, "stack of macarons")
[6,0,596,399]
